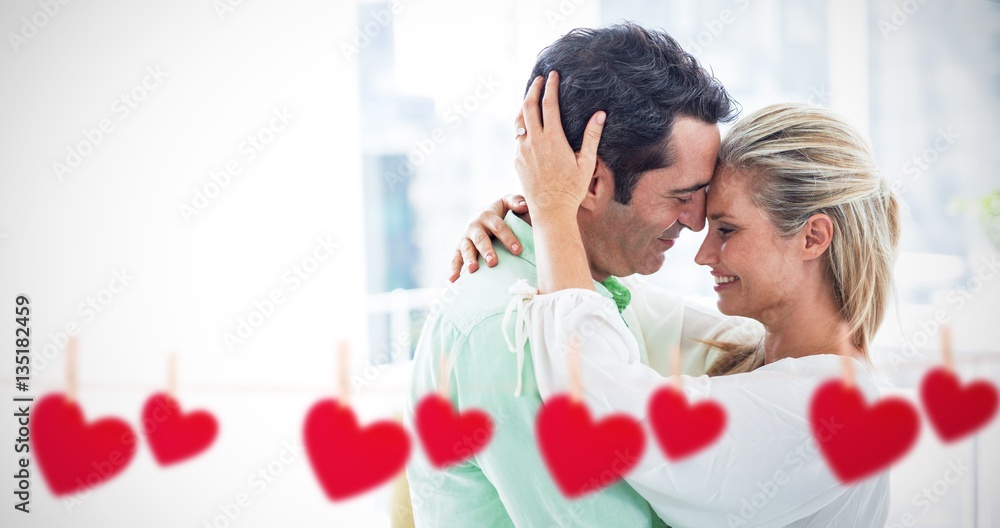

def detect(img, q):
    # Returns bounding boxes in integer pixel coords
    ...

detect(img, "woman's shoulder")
[741,354,881,398]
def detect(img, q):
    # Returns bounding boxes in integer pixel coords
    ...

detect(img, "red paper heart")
[303,399,410,501]
[920,367,998,443]
[31,393,137,496]
[648,386,726,460]
[141,392,218,466]
[536,394,645,498]
[415,394,493,468]
[809,380,919,484]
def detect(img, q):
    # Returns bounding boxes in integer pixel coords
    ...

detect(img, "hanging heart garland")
[32,393,138,496]
[303,399,410,501]
[141,392,218,466]
[809,358,920,484]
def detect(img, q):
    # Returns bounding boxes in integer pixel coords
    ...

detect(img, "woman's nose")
[695,233,717,266]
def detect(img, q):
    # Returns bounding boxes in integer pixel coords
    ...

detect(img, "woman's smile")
[712,271,740,291]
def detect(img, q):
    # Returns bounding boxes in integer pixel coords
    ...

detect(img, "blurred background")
[1,0,998,526]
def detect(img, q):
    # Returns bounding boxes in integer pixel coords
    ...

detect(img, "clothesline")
[0,380,409,395]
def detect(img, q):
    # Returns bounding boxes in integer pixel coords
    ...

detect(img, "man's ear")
[801,213,834,261]
[580,157,614,212]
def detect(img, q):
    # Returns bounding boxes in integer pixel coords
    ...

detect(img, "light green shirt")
[404,212,759,527]
[405,212,662,527]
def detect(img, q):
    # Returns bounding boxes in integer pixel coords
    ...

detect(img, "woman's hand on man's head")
[447,70,606,283]
[514,70,605,215]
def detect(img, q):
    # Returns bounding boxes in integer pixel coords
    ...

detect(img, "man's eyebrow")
[667,181,710,195]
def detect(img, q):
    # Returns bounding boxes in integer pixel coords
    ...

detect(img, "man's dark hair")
[529,22,738,204]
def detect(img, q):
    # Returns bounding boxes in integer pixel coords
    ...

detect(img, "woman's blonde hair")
[705,103,901,376]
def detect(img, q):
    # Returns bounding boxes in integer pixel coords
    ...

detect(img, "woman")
[454,76,899,526]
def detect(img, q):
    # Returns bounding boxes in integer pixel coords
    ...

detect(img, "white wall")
[0,1,378,526]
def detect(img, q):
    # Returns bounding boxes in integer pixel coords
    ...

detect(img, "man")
[404,22,749,526]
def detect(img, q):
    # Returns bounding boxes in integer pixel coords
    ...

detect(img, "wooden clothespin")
[568,334,583,404]
[66,336,78,402]
[671,345,682,392]
[168,351,178,399]
[841,354,855,389]
[438,341,451,399]
[337,341,350,407]
[940,324,955,374]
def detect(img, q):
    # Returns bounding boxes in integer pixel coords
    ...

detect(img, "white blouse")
[510,287,890,528]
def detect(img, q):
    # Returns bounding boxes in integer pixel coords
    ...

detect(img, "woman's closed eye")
[716,226,735,237]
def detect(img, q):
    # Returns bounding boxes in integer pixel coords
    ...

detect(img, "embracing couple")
[405,22,897,527]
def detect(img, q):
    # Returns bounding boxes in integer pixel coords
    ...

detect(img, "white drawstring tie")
[502,279,538,396]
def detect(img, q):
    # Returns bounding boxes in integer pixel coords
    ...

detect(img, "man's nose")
[679,192,707,232]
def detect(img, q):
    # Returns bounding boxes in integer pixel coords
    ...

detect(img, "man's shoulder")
[410,253,540,410]
[434,252,537,333]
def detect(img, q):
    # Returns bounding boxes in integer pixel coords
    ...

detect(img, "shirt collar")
[599,276,632,314]
[504,211,631,313]
[505,211,536,267]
